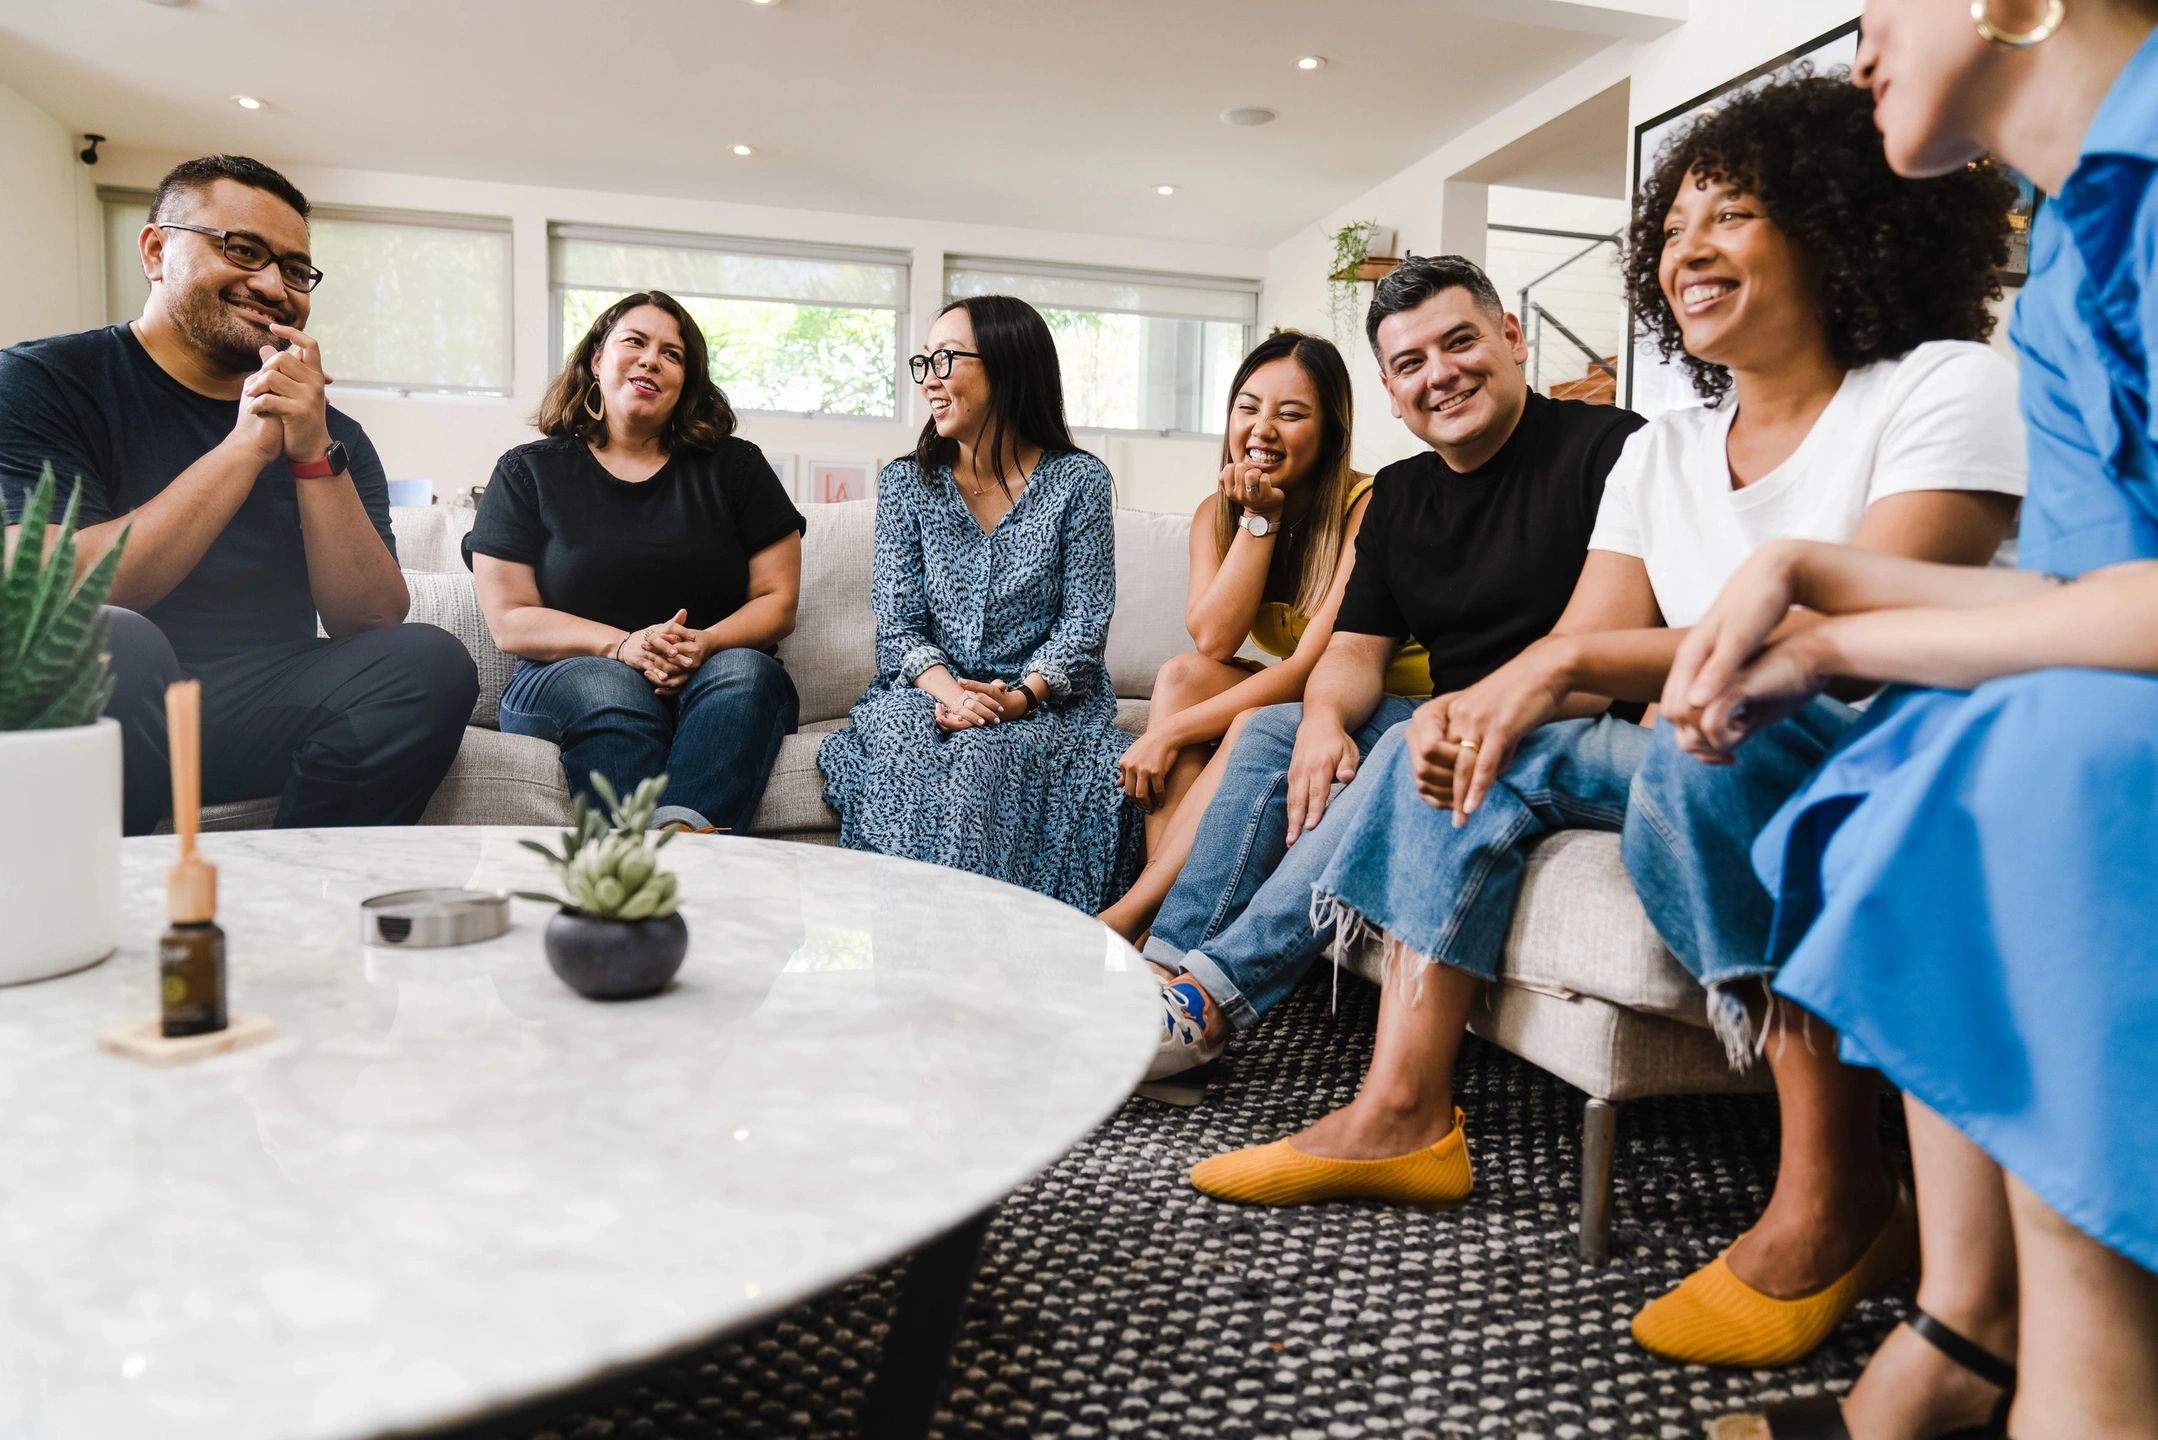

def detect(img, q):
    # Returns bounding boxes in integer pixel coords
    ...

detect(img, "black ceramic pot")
[543,910,689,1000]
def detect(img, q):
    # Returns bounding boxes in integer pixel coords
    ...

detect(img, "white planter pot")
[0,718,122,986]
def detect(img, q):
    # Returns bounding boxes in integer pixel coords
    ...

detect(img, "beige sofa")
[205,500,1761,1259]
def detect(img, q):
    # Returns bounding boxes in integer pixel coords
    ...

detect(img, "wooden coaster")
[97,1012,277,1067]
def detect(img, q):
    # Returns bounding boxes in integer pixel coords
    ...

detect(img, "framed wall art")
[802,458,875,505]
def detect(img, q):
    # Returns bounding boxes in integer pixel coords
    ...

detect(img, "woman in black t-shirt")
[465,290,806,831]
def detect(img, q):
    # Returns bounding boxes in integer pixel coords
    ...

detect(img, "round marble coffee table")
[0,827,1158,1440]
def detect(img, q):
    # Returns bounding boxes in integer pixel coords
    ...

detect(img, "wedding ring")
[1456,738,1480,752]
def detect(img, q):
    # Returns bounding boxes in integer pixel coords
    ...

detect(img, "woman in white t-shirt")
[1187,73,2025,1380]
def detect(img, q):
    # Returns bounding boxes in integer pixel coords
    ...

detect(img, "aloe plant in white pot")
[1,466,129,985]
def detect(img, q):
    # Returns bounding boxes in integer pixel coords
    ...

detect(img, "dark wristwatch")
[1007,679,1036,714]
[289,440,349,479]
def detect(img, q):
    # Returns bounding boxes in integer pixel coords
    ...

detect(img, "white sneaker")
[1145,978,1225,1081]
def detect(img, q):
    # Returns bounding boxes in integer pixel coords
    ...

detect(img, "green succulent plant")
[1,466,128,731]
[516,772,682,921]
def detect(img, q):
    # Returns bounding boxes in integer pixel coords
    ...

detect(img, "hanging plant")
[1326,220,1389,343]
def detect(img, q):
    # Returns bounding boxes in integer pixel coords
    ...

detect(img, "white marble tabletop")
[0,828,1158,1440]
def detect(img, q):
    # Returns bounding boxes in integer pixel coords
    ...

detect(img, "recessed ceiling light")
[1155,184,1177,197]
[231,94,263,110]
[747,0,785,6]
[1221,106,1277,128]
[1296,55,1327,71]
[732,144,756,156]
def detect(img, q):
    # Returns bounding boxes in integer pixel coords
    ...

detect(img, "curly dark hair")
[536,290,735,452]
[1625,70,2013,404]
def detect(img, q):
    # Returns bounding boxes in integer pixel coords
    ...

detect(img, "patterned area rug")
[487,974,1905,1440]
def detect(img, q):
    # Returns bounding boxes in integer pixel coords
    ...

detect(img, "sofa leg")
[1579,1097,1618,1265]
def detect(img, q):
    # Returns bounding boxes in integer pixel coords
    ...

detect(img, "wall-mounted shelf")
[1329,256,1402,283]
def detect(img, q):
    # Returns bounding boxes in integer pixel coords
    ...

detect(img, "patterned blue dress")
[1758,29,2158,1274]
[818,450,1141,911]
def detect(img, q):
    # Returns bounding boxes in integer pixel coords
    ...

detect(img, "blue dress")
[1758,28,2158,1274]
[818,451,1141,911]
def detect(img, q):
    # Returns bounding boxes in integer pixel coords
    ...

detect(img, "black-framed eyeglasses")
[157,222,325,293]
[908,347,980,383]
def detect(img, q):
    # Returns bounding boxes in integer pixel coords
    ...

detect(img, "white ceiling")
[0,0,1661,249]
[1459,80,1630,197]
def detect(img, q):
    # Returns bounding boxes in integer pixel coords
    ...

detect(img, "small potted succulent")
[518,773,689,1000]
[1,467,128,986]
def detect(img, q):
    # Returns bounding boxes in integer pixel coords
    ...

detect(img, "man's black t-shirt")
[1336,391,1647,695]
[463,434,806,634]
[0,324,394,666]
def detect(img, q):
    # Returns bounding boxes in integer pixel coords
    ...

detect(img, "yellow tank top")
[1247,475,1433,698]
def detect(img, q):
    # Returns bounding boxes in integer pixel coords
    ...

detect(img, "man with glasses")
[0,154,475,833]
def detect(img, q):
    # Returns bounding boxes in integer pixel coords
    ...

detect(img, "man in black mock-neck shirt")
[0,154,475,834]
[1143,255,1645,1078]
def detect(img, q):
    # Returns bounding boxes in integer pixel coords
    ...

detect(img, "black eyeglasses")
[157,222,325,293]
[909,348,980,383]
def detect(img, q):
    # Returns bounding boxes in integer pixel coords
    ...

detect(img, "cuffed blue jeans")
[1308,701,1856,1051]
[1140,696,1417,1031]
[1623,698,1858,1045]
[499,648,798,832]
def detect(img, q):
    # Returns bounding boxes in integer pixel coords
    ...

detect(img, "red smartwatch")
[289,441,349,479]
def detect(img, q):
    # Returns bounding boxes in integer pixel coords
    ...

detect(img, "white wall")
[0,79,92,349]
[62,145,1272,515]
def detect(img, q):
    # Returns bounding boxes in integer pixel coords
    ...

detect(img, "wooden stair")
[1548,355,1618,406]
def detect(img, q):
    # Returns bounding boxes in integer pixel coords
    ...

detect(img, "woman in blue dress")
[818,295,1139,910]
[1671,2,2158,1434]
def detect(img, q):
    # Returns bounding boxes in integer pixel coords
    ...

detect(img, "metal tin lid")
[359,889,512,948]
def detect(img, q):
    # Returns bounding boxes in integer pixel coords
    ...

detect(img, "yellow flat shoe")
[1189,1109,1472,1208]
[1631,1187,1916,1368]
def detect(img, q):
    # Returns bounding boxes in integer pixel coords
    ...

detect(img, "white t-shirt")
[1587,340,2028,627]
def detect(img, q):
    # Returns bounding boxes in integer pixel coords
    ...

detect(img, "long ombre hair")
[537,290,736,451]
[1211,331,1357,618]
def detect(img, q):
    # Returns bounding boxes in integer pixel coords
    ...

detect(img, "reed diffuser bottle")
[159,679,225,1037]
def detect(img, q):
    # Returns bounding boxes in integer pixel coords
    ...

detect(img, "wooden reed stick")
[163,680,214,920]
[165,680,201,854]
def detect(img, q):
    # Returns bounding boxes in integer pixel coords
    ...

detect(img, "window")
[944,258,1257,434]
[550,226,908,420]
[98,189,514,396]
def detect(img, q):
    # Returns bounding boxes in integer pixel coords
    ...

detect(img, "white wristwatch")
[1239,510,1277,538]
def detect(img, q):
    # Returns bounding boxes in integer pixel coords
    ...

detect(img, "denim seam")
[494,696,562,747]
[1203,767,1287,941]
[1625,787,1777,990]
[1421,804,1538,980]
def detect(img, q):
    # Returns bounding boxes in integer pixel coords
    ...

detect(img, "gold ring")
[1456,738,1480,752]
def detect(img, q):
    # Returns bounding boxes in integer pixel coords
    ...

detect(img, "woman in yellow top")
[1102,330,1427,940]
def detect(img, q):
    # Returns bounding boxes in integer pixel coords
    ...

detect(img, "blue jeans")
[1623,699,1857,1045]
[499,649,798,831]
[1308,702,1855,1047]
[1141,696,1417,1031]
[1313,715,1651,982]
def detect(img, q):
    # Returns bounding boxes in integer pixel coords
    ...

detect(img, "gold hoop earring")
[583,381,605,423]
[1973,0,2065,49]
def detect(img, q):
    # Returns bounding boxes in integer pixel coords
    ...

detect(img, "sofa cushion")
[1106,507,1194,700]
[418,727,574,827]
[405,570,512,727]
[1341,830,1707,1021]
[777,500,878,726]
[390,503,473,574]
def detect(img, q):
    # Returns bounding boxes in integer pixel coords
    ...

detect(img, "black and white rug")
[491,975,1904,1440]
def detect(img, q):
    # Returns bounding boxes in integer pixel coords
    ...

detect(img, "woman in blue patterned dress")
[818,295,1139,910]
[1675,3,2158,1434]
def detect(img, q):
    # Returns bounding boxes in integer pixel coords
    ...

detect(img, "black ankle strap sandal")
[1711,1305,2017,1440]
